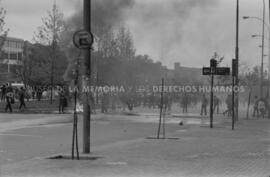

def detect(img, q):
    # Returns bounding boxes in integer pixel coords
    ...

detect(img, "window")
[18,53,22,60]
[10,52,17,60]
[2,52,8,59]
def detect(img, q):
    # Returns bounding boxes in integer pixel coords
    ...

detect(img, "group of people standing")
[200,94,220,116]
[252,96,269,118]
[1,84,26,113]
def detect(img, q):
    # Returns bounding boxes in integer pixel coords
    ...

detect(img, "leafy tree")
[32,1,67,95]
[34,2,66,45]
[115,26,135,60]
[0,0,8,53]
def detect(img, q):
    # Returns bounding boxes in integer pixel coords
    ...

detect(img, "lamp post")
[243,0,266,98]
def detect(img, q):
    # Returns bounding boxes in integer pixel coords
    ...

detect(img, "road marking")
[106,161,128,165]
[0,133,42,137]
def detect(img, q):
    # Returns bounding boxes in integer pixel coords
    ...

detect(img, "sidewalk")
[0,114,269,177]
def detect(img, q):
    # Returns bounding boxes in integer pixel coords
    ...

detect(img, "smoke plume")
[66,0,134,36]
[126,0,220,68]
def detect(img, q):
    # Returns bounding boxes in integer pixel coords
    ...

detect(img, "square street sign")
[215,67,230,75]
[203,67,211,75]
[202,67,230,75]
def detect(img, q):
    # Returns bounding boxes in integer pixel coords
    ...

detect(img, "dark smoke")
[65,0,134,36]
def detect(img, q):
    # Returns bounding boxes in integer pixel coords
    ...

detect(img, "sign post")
[232,59,238,130]
[203,58,230,128]
[73,28,94,154]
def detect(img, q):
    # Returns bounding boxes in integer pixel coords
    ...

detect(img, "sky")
[2,0,269,70]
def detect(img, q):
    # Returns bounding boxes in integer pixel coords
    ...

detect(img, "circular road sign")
[73,30,94,49]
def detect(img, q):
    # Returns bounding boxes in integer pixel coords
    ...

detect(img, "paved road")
[0,113,269,177]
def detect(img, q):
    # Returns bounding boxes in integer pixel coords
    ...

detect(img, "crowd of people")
[1,83,269,118]
[0,83,68,113]
[0,83,26,112]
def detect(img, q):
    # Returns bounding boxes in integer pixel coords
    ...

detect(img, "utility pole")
[235,0,239,121]
[268,0,270,119]
[157,78,164,139]
[50,39,56,104]
[50,0,57,104]
[260,0,266,98]
[210,57,217,128]
[83,0,91,154]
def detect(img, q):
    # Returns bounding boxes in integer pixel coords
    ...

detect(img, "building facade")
[0,36,24,83]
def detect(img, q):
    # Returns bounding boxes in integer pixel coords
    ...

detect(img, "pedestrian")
[223,94,232,116]
[258,97,266,118]
[200,94,208,116]
[5,86,14,113]
[181,93,188,113]
[252,96,259,117]
[1,84,6,101]
[18,87,26,110]
[37,89,42,101]
[213,95,220,114]
[59,91,67,114]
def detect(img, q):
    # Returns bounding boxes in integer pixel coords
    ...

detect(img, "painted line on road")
[0,133,43,137]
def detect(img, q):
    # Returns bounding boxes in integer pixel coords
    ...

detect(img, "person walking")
[181,93,189,113]
[213,95,220,114]
[252,96,259,117]
[1,84,6,101]
[18,87,26,110]
[258,97,267,118]
[5,87,14,113]
[59,91,67,114]
[223,94,232,116]
[200,94,208,116]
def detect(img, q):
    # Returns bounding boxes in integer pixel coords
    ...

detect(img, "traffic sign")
[202,67,230,75]
[215,67,230,75]
[202,67,211,75]
[73,30,94,49]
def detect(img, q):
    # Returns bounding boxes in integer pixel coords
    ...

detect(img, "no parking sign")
[73,30,94,49]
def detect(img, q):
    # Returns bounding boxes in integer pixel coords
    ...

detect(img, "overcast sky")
[2,0,268,70]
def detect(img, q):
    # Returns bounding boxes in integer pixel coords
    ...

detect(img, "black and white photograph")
[0,0,269,176]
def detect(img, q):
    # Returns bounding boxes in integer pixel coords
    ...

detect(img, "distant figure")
[59,91,67,114]
[18,87,26,110]
[37,89,43,101]
[223,94,232,116]
[213,95,220,114]
[101,93,109,113]
[181,93,189,113]
[252,96,259,117]
[1,84,6,101]
[258,97,266,118]
[5,85,13,113]
[200,94,208,116]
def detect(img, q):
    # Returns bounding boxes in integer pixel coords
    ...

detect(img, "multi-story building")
[166,62,207,85]
[0,36,24,83]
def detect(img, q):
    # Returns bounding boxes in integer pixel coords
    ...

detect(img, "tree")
[0,0,8,53]
[18,43,67,87]
[34,1,65,46]
[240,65,260,119]
[115,26,135,60]
[34,1,67,102]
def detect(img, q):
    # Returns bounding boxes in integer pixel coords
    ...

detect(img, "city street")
[0,112,269,177]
